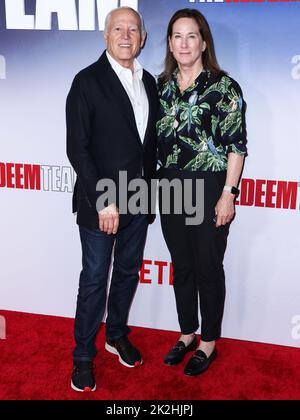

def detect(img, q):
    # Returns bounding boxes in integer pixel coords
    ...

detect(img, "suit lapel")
[95,52,142,145]
[142,73,154,147]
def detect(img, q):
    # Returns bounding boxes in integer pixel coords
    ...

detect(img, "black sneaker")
[71,361,96,392]
[105,335,143,368]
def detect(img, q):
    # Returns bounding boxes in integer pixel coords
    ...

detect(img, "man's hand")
[98,204,119,235]
[214,191,235,227]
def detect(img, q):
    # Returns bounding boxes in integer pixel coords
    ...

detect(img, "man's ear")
[104,32,108,45]
[140,32,147,49]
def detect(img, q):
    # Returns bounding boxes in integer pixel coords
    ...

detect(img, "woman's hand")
[214,191,235,227]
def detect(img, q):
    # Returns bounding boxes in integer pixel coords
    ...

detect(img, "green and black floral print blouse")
[157,69,247,172]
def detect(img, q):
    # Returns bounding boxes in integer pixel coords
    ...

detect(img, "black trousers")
[159,168,230,342]
[73,214,148,361]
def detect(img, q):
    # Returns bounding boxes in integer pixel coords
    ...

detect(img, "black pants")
[73,214,148,361]
[159,168,230,342]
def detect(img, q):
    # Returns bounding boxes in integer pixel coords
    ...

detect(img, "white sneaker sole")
[105,342,143,368]
[71,380,96,392]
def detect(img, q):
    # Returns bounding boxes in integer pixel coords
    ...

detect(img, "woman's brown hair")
[160,8,226,84]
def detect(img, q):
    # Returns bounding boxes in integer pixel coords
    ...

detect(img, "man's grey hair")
[104,6,146,36]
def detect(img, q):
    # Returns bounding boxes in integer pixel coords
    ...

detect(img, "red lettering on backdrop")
[169,263,173,286]
[237,178,298,209]
[255,180,266,207]
[277,181,297,209]
[225,0,289,2]
[0,163,41,190]
[140,260,152,284]
[24,164,41,190]
[265,180,276,208]
[154,261,168,285]
[140,260,174,286]
[6,163,14,188]
[0,163,6,187]
[238,178,255,206]
[15,164,24,189]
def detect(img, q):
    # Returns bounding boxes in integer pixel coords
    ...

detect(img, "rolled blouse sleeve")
[218,77,248,156]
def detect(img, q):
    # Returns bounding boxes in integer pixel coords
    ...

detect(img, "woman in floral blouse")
[157,9,247,376]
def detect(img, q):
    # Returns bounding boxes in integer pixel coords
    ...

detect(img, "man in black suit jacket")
[66,7,158,393]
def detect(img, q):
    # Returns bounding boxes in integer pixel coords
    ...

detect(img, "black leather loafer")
[164,336,197,365]
[184,348,217,376]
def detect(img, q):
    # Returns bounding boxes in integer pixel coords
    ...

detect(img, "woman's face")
[169,18,206,69]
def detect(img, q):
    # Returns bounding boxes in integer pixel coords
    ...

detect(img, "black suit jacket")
[66,52,158,230]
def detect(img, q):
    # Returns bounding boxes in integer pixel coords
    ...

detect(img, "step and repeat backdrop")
[0,0,300,348]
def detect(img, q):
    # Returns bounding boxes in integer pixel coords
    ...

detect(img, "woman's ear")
[168,36,173,53]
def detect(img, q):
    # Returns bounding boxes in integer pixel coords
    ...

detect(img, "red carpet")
[0,310,300,400]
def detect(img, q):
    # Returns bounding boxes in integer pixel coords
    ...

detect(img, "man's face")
[104,9,145,69]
